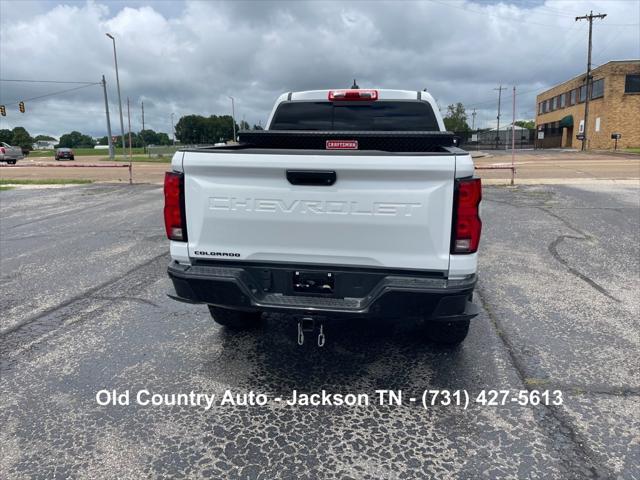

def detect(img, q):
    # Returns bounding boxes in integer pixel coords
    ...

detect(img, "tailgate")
[182,152,455,272]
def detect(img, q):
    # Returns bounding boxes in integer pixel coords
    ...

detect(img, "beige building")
[535,60,640,150]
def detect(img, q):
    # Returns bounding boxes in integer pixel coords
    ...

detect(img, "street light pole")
[228,96,236,141]
[106,33,126,156]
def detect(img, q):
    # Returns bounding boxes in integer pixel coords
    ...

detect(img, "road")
[0,183,638,479]
[1,150,639,184]
[474,149,640,182]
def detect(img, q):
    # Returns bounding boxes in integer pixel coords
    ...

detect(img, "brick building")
[535,60,640,150]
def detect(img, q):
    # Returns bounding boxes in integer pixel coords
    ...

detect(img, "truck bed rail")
[186,130,458,153]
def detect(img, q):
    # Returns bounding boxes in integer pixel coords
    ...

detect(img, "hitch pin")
[317,324,325,348]
[297,321,305,346]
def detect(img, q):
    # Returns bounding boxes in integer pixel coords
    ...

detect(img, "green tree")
[252,124,263,130]
[58,131,95,148]
[443,103,470,132]
[514,120,535,130]
[139,129,160,146]
[175,115,206,144]
[239,120,250,131]
[97,136,109,145]
[175,114,238,144]
[139,129,171,146]
[34,134,56,141]
[11,127,33,151]
[157,133,171,145]
[0,129,12,144]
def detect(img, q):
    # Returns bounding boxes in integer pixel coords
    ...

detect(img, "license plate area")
[293,271,334,295]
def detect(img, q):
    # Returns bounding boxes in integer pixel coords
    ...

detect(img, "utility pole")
[471,108,476,131]
[576,11,607,151]
[171,113,176,145]
[106,33,126,156]
[101,75,114,160]
[140,100,146,153]
[494,85,507,149]
[127,97,132,184]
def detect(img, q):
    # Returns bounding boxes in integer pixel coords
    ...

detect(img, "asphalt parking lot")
[1,183,638,479]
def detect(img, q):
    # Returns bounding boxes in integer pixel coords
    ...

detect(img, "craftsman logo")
[326,140,358,150]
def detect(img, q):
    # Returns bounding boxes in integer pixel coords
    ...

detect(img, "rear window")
[270,101,440,131]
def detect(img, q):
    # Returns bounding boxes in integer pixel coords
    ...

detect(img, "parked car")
[165,88,482,346]
[55,148,75,161]
[0,142,24,164]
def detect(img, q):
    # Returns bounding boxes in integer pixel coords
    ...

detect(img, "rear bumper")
[167,261,478,322]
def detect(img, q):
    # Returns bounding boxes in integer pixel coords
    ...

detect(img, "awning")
[559,115,573,128]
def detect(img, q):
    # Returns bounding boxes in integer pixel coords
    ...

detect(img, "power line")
[0,79,97,84]
[1,82,100,106]
[427,0,582,29]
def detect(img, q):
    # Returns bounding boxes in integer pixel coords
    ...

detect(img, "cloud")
[0,0,638,137]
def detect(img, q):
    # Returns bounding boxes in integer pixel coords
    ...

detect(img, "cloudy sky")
[0,0,638,139]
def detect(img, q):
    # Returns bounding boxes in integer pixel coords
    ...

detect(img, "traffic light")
[0,105,5,116]
[19,101,25,113]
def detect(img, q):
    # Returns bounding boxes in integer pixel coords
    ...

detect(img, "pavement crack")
[475,286,611,480]
[0,252,168,338]
[548,234,620,302]
[485,194,620,302]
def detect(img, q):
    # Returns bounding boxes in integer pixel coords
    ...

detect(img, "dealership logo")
[326,140,358,150]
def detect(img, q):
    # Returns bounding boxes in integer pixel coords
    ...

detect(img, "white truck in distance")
[165,89,482,345]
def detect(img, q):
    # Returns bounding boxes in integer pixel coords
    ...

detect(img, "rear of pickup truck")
[166,89,481,345]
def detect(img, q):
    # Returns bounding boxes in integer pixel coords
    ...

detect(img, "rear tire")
[425,320,470,345]
[208,306,261,330]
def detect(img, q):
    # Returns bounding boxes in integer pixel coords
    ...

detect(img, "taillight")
[0,147,5,154]
[164,171,187,241]
[451,178,482,254]
[328,89,378,101]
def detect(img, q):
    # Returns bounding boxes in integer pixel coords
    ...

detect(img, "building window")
[579,85,587,102]
[538,102,543,114]
[551,96,557,110]
[560,93,566,108]
[625,74,640,93]
[545,99,550,112]
[570,89,577,105]
[591,78,604,99]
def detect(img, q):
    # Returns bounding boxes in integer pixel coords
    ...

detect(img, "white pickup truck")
[165,89,481,345]
[0,142,24,164]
